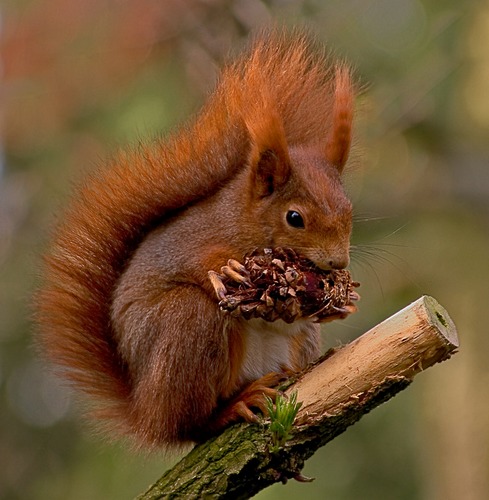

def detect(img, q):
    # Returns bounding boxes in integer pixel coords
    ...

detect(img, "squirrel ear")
[246,106,291,197]
[252,148,290,197]
[325,64,354,174]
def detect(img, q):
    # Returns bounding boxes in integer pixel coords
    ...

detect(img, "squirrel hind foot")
[195,372,287,442]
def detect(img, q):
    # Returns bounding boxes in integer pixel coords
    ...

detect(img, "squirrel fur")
[36,28,356,449]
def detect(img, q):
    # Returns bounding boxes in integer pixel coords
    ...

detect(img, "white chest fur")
[238,318,312,384]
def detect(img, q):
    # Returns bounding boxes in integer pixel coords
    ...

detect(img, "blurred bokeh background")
[1,0,488,498]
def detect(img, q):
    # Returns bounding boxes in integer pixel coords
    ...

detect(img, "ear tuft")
[325,64,354,173]
[244,88,291,197]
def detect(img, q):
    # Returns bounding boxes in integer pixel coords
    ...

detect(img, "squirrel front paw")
[208,259,251,301]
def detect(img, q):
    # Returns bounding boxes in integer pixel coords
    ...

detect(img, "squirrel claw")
[220,259,251,286]
[208,257,251,301]
[208,270,228,300]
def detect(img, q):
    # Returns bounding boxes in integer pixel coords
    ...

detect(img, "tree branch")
[138,295,459,499]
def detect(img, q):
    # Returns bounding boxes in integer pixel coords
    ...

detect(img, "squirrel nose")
[327,254,350,270]
[310,251,350,271]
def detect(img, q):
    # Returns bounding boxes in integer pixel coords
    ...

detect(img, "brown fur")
[35,28,355,449]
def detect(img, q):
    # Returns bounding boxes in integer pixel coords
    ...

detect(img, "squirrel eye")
[286,210,305,229]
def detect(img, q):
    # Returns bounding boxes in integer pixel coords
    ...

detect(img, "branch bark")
[138,295,459,499]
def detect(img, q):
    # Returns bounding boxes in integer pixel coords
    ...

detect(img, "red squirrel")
[36,29,356,449]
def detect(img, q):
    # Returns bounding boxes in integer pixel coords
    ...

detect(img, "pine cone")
[218,247,360,323]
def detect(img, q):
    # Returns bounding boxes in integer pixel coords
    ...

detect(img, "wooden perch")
[138,296,458,500]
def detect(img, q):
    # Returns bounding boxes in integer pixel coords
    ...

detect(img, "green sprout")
[265,390,303,453]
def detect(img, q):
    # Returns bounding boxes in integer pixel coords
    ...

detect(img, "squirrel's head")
[245,145,352,271]
[244,65,354,271]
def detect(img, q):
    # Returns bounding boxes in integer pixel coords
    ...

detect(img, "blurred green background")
[1,0,488,499]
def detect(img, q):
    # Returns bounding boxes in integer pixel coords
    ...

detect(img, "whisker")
[352,212,397,224]
[349,252,386,300]
[374,223,410,242]
[350,243,422,292]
